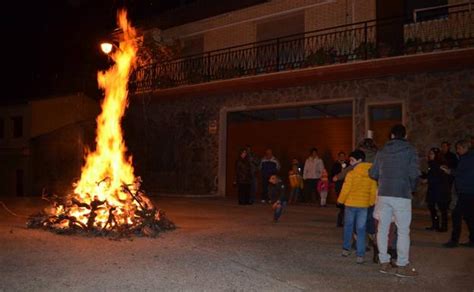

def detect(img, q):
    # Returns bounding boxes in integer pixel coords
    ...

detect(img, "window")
[405,0,448,22]
[0,118,4,139]
[11,116,23,138]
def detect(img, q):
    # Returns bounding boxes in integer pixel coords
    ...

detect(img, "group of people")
[235,146,329,206]
[235,125,474,277]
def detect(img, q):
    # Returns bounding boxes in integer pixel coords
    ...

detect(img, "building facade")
[0,93,99,197]
[125,0,474,204]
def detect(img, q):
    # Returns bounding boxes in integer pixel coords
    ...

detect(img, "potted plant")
[404,38,420,54]
[305,48,328,66]
[335,54,349,63]
[440,37,455,50]
[377,42,393,57]
[421,40,435,52]
[458,38,473,48]
[354,42,377,60]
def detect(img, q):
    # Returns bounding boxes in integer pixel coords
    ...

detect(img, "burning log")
[27,181,175,237]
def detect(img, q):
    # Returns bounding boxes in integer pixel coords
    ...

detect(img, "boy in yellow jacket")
[338,150,377,264]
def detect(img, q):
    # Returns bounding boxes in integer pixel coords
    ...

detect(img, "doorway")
[367,102,404,147]
[224,101,354,199]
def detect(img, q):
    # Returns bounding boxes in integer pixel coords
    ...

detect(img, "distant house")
[0,93,99,197]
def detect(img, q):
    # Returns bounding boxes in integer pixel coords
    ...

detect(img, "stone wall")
[125,69,474,205]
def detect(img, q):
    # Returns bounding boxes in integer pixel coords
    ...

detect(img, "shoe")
[341,249,351,257]
[379,262,394,274]
[356,257,365,264]
[395,265,418,278]
[443,241,459,248]
[459,241,474,248]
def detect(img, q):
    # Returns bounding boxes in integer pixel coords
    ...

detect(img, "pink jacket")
[317,180,329,192]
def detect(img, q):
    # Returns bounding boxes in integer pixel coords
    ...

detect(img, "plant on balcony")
[335,54,349,63]
[354,42,377,60]
[137,35,182,67]
[421,40,435,52]
[305,48,336,66]
[187,71,207,84]
[377,42,394,57]
[440,37,455,50]
[404,38,421,54]
[458,38,473,48]
[216,66,246,79]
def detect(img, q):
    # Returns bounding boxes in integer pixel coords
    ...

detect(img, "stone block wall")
[125,69,474,205]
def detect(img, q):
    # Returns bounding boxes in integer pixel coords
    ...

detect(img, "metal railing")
[129,3,474,93]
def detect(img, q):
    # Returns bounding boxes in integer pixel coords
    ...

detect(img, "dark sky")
[2,0,192,102]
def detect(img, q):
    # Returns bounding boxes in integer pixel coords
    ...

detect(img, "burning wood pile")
[27,177,175,237]
[27,10,174,237]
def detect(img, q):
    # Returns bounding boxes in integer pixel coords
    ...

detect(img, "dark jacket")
[331,160,349,195]
[453,150,474,196]
[260,156,280,178]
[444,151,458,170]
[268,180,286,202]
[236,157,252,184]
[421,160,451,203]
[247,151,260,176]
[369,139,420,199]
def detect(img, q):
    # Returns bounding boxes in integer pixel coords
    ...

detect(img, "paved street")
[0,197,473,291]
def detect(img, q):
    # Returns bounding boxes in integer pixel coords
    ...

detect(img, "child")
[317,169,329,207]
[268,175,287,222]
[288,162,303,204]
[337,150,376,264]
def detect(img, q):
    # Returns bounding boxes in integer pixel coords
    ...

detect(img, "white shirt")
[303,156,325,179]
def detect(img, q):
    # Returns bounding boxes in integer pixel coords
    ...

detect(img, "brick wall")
[157,0,377,53]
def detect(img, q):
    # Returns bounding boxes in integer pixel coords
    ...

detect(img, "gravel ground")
[0,197,473,292]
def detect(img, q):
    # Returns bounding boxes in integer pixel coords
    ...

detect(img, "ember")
[27,10,174,237]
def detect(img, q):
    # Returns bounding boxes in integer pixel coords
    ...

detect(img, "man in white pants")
[369,124,420,278]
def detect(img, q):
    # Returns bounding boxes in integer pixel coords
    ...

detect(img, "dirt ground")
[0,197,473,292]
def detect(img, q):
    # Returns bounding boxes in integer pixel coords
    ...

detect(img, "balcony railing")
[130,3,474,93]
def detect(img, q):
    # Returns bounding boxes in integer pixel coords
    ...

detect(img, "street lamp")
[100,41,122,55]
[100,42,114,54]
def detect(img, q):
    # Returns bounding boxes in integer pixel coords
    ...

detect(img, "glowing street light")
[100,42,114,54]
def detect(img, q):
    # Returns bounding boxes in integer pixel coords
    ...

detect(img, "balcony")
[129,3,474,93]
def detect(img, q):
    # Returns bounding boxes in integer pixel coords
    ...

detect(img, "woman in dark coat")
[235,148,252,205]
[421,147,452,232]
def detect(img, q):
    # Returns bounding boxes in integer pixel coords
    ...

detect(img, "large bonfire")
[28,10,174,237]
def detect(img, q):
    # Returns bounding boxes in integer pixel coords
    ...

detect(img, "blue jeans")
[289,188,301,202]
[343,207,368,257]
[274,200,287,221]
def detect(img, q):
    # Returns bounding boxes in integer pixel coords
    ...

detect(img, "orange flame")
[56,10,141,228]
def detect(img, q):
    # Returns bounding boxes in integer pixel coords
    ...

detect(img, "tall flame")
[63,10,139,228]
